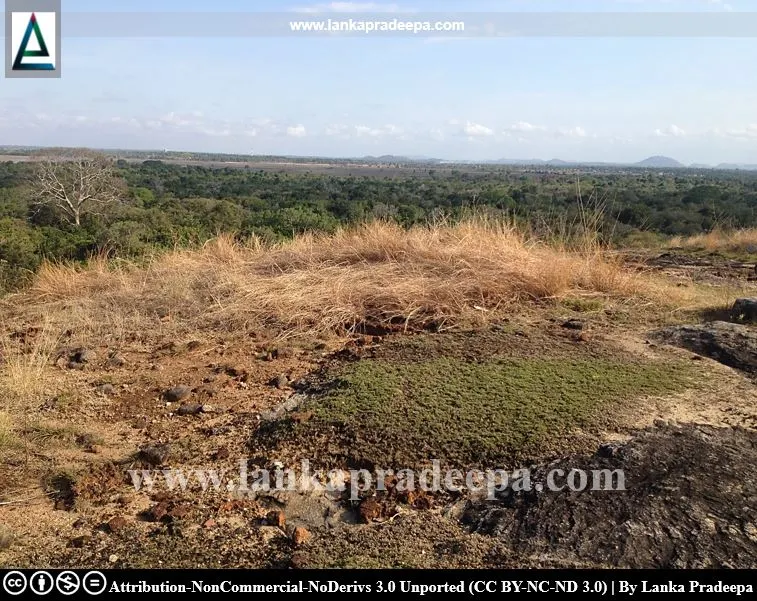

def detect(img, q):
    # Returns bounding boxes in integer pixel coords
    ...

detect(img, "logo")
[56,571,80,596]
[82,571,107,596]
[2,571,27,596]
[11,12,56,71]
[29,571,55,595]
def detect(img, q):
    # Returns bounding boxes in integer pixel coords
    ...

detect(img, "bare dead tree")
[30,150,126,227]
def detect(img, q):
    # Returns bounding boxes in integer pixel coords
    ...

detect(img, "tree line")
[2,151,757,292]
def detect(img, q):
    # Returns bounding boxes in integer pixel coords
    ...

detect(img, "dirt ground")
[1,251,757,569]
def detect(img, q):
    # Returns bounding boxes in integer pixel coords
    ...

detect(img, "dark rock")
[730,298,757,323]
[561,319,585,331]
[463,423,757,568]
[146,501,170,522]
[163,385,192,403]
[652,321,757,375]
[72,348,95,363]
[597,442,622,459]
[176,402,203,416]
[69,535,91,549]
[139,443,171,466]
[66,361,85,370]
[186,340,202,351]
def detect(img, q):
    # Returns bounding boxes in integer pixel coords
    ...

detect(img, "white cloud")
[463,121,494,137]
[355,124,405,138]
[287,124,308,137]
[506,121,546,133]
[654,124,686,137]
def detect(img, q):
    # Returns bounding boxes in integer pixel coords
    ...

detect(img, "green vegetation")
[272,354,695,469]
[3,155,757,293]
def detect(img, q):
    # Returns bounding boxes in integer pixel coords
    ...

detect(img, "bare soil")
[2,275,757,568]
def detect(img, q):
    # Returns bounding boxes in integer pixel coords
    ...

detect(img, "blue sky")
[1,0,755,163]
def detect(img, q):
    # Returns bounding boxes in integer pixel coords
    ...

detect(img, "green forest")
[2,157,757,292]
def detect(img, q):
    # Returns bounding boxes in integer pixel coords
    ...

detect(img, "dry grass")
[670,228,757,255]
[4,220,689,342]
[0,321,60,410]
[0,411,19,453]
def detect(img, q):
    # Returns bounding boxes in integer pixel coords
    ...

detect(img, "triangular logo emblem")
[13,13,54,71]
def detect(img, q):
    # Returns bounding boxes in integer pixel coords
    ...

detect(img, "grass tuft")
[6,219,684,341]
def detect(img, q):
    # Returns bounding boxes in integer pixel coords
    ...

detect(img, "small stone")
[109,554,119,564]
[176,402,203,416]
[292,526,311,547]
[203,519,217,529]
[139,444,170,466]
[72,348,95,363]
[359,498,383,523]
[69,535,91,548]
[107,516,128,533]
[163,385,192,403]
[186,340,202,351]
[267,510,286,529]
[147,501,170,522]
[597,443,622,459]
[107,354,126,367]
[562,319,585,331]
[273,374,290,389]
[98,383,116,396]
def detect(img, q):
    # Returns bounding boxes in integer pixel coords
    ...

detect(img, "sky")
[0,0,755,164]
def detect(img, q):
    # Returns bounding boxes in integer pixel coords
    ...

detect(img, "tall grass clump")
[7,218,677,340]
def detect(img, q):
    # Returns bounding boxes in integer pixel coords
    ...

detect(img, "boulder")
[730,298,757,323]
[652,321,757,375]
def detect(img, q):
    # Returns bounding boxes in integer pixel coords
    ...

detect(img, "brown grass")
[4,220,686,342]
[670,228,757,254]
[0,321,60,409]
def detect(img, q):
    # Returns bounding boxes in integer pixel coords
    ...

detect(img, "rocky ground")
[2,250,757,569]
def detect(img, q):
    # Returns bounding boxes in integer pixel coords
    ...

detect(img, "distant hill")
[634,156,685,168]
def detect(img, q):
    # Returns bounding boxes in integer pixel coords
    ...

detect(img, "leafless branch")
[30,149,126,227]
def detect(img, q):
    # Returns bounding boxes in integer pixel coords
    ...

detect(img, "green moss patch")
[254,353,696,470]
